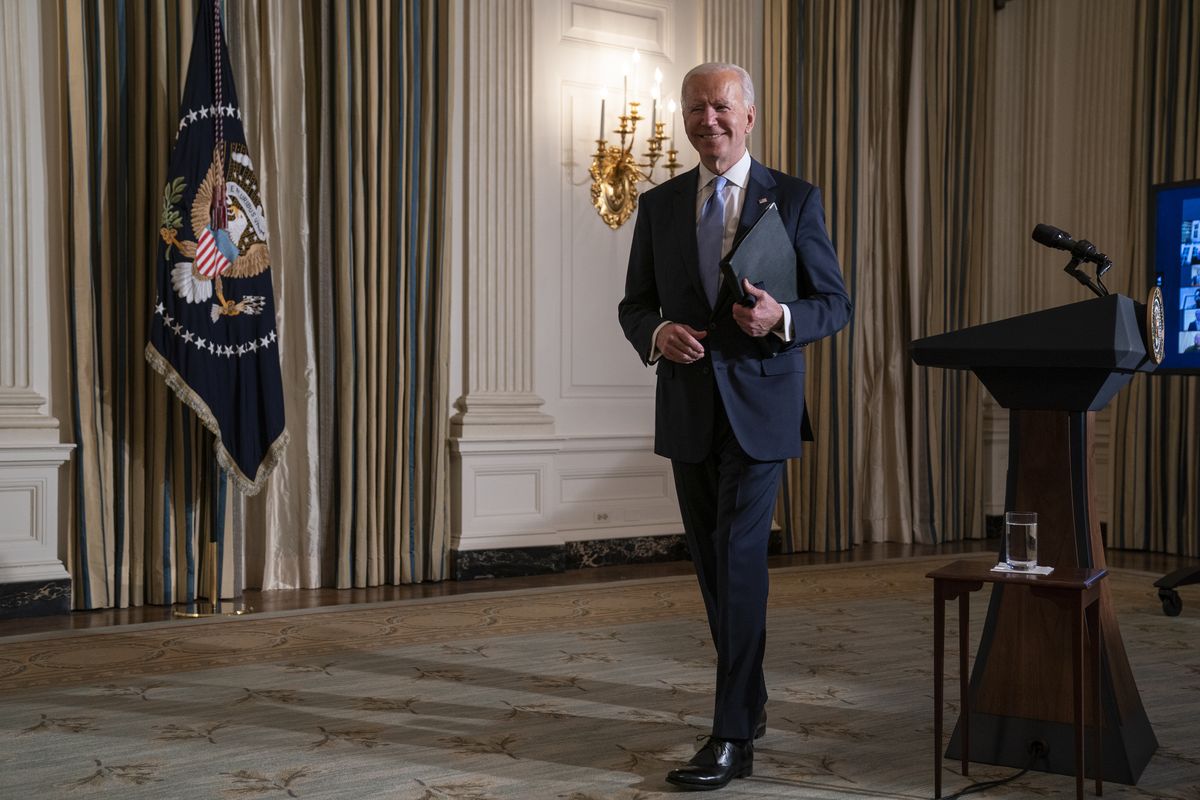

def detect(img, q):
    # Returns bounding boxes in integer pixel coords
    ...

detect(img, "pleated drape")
[223,1,331,592]
[760,1,990,551]
[46,0,450,608]
[1111,0,1200,556]
[315,1,451,587]
[907,1,991,545]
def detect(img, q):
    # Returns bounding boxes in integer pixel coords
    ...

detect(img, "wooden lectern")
[911,293,1158,784]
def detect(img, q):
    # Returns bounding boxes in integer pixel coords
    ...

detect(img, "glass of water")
[1005,511,1038,570]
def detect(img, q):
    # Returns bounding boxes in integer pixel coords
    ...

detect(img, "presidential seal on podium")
[1147,285,1165,364]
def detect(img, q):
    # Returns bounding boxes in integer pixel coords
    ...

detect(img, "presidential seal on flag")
[146,1,286,495]
[163,143,270,322]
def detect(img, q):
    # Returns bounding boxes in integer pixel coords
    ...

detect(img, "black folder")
[720,203,797,306]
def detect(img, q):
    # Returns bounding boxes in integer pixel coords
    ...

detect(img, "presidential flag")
[146,1,287,495]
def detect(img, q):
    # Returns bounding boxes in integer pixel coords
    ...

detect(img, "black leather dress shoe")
[665,737,753,790]
[754,709,767,740]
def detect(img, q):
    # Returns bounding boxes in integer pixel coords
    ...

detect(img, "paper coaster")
[991,563,1055,576]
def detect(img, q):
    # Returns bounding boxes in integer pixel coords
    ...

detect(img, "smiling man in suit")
[617,62,851,791]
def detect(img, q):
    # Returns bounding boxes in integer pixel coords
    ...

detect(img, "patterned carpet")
[1,556,1197,799]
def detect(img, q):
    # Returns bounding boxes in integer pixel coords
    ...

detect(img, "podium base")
[945,706,1157,786]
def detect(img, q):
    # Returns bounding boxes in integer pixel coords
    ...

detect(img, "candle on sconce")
[667,98,677,145]
[599,86,607,140]
[649,82,659,129]
[653,68,662,129]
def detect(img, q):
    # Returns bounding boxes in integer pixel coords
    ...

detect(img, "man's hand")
[656,323,708,364]
[733,279,783,337]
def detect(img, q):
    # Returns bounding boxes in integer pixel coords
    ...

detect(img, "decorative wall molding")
[473,466,544,517]
[0,2,58,439]
[558,468,668,503]
[560,0,671,57]
[554,434,678,537]
[452,393,556,434]
[0,391,58,430]
[0,3,72,608]
[453,0,554,436]
[451,434,681,551]
[0,446,74,583]
[0,482,37,545]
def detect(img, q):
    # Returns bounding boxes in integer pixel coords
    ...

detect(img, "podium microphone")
[1031,223,1112,274]
[1032,223,1111,296]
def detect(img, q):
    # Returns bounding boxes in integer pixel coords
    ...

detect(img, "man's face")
[682,70,755,175]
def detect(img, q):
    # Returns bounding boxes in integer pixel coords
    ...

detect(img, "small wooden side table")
[927,559,1105,800]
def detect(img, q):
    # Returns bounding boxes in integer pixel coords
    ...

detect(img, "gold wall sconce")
[589,58,682,230]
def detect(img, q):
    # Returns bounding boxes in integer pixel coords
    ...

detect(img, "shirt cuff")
[773,305,794,342]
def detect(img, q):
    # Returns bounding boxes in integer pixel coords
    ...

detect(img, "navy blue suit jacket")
[618,159,851,463]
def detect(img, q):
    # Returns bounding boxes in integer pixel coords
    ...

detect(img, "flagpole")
[175,478,249,617]
[174,536,220,617]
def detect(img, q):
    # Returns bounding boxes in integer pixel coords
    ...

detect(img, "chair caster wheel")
[1159,588,1183,617]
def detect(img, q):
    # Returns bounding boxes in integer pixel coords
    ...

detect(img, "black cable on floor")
[938,741,1045,800]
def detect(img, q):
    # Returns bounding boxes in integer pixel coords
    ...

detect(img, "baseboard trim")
[449,529,811,580]
[0,577,71,620]
[452,533,693,580]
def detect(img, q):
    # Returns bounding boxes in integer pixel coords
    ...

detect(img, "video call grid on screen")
[1174,205,1199,352]
[1152,181,1200,372]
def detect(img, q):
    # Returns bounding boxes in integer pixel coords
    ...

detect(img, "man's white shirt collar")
[698,150,752,191]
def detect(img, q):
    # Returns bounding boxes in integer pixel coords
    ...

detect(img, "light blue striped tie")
[697,175,728,307]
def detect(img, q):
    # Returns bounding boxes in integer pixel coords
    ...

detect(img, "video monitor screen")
[1151,180,1200,373]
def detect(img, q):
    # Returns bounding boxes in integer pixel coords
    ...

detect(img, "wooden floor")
[2,539,1196,639]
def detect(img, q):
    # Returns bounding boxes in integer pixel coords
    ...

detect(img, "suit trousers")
[671,387,784,741]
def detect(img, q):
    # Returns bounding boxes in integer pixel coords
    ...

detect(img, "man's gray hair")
[681,62,756,107]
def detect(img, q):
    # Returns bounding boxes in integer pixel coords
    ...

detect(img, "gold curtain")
[1110,0,1200,555]
[907,1,992,545]
[45,0,450,608]
[761,0,991,551]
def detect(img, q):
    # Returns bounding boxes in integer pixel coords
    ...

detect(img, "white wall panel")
[561,0,672,57]
[0,3,71,588]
